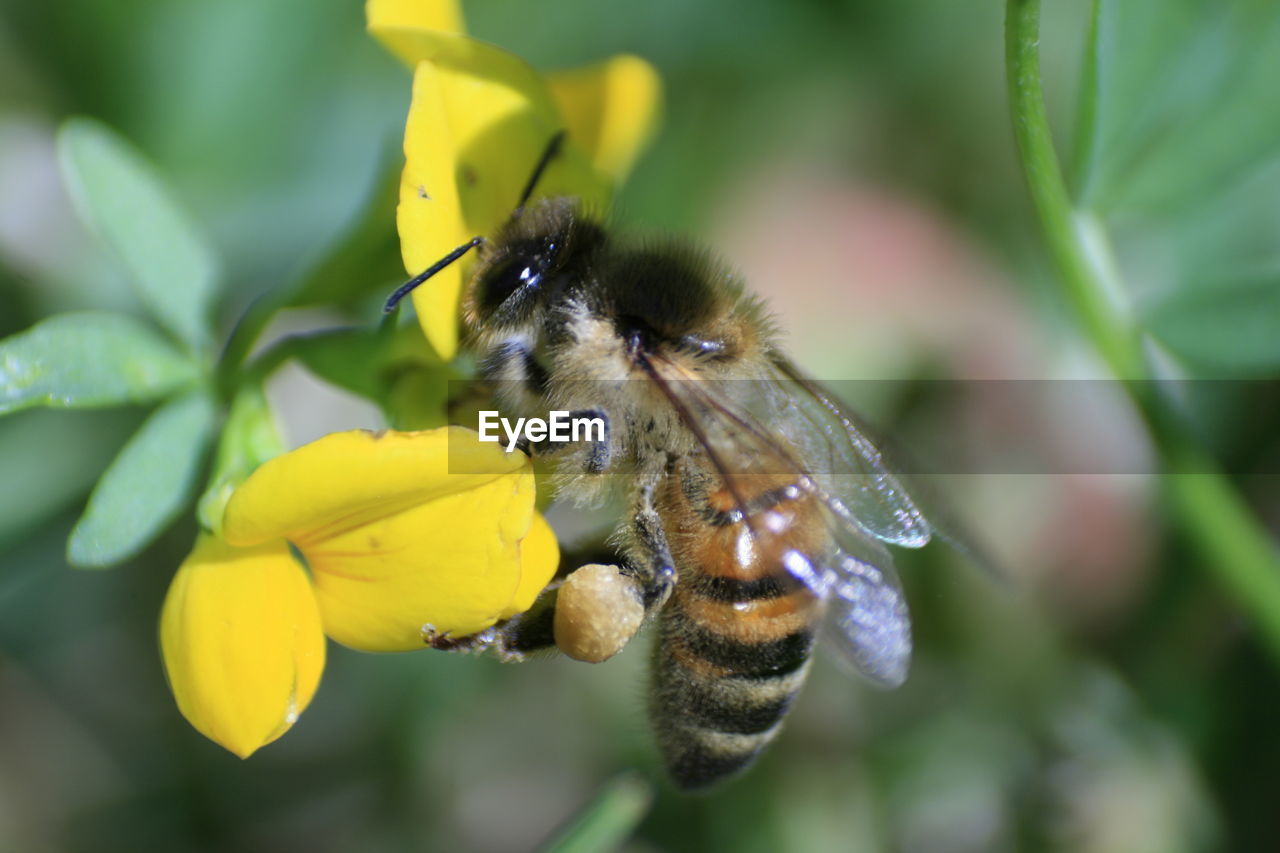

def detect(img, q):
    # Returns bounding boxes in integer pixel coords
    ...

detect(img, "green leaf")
[196,384,284,534]
[1067,1,1280,373]
[67,390,218,568]
[1141,271,1280,372]
[1162,158,1280,283]
[1008,0,1280,669]
[1067,0,1104,200]
[0,312,200,415]
[1075,0,1280,215]
[0,410,142,551]
[292,327,391,400]
[539,774,652,853]
[58,117,219,354]
[288,324,455,426]
[215,150,404,378]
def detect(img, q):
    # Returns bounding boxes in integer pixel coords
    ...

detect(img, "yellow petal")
[370,3,660,358]
[305,466,537,651]
[223,427,528,548]
[396,62,469,360]
[500,511,560,619]
[366,0,499,80]
[366,0,463,39]
[160,535,325,758]
[398,56,607,358]
[547,55,663,184]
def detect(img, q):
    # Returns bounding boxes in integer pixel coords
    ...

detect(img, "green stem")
[1005,0,1144,381]
[539,774,652,853]
[216,290,294,398]
[237,326,365,388]
[1005,0,1280,661]
[1158,439,1280,644]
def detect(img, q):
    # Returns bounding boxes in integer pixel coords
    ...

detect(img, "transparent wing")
[645,353,933,546]
[821,551,912,686]
[640,353,913,685]
[824,519,912,686]
[780,509,913,687]
[765,356,932,548]
[772,356,999,573]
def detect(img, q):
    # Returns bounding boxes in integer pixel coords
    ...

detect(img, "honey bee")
[391,134,969,791]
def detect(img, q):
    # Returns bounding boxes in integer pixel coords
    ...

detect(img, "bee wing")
[640,353,913,685]
[775,508,912,687]
[820,529,912,687]
[765,356,932,548]
[771,357,999,574]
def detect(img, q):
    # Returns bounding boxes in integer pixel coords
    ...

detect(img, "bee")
[391,134,969,791]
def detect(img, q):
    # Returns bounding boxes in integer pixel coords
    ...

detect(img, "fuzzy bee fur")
[406,137,962,791]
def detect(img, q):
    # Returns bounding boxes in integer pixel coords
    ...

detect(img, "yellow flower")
[223,427,554,650]
[160,427,559,756]
[160,0,647,761]
[367,0,662,359]
[160,535,325,758]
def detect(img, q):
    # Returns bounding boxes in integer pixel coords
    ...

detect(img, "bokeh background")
[1,1,1278,851]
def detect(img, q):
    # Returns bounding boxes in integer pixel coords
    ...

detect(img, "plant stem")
[216,291,290,397]
[539,773,652,853]
[1004,0,1280,661]
[1005,0,1144,381]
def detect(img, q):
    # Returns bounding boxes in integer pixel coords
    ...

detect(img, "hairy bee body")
[652,464,829,788]
[453,193,926,790]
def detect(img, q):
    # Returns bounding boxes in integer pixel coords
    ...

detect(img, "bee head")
[465,197,604,330]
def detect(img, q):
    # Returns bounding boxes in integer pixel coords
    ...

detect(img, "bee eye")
[478,256,540,315]
[476,240,560,317]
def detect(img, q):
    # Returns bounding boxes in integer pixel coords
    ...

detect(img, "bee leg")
[479,489,675,664]
[578,408,612,473]
[421,589,563,663]
[538,521,669,664]
[492,582,565,660]
[479,336,548,407]
[480,338,612,471]
[482,560,653,665]
[516,408,611,473]
[628,488,677,609]
[421,536,620,661]
[424,488,674,665]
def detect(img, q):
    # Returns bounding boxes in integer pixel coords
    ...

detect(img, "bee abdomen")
[659,724,791,791]
[651,595,816,790]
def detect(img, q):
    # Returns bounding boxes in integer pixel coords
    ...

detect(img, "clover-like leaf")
[1074,0,1280,215]
[58,117,220,355]
[68,390,219,568]
[0,312,200,415]
[292,327,393,401]
[1067,0,1280,375]
[1141,272,1280,373]
[0,410,139,550]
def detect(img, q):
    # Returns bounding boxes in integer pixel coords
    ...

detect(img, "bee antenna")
[383,236,485,314]
[514,130,566,213]
[382,131,564,315]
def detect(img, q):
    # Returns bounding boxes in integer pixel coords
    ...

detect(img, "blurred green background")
[1,0,1278,851]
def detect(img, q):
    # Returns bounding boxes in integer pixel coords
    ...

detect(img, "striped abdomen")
[651,472,829,790]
